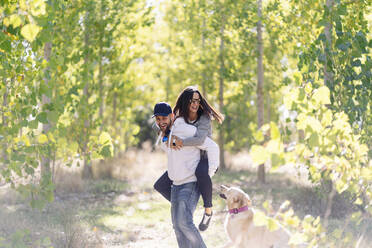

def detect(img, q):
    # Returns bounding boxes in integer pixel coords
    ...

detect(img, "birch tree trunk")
[257,0,265,183]
[1,79,9,177]
[41,42,52,177]
[218,12,226,170]
[324,0,334,87]
[98,0,105,131]
[82,10,93,179]
[201,16,207,97]
[323,0,335,227]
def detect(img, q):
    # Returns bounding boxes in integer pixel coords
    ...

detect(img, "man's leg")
[171,185,189,248]
[154,171,172,201]
[172,182,207,248]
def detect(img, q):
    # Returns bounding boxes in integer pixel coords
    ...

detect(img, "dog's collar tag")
[229,206,249,215]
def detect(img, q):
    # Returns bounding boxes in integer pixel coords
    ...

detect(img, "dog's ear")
[219,193,227,199]
[220,185,228,199]
[220,185,229,192]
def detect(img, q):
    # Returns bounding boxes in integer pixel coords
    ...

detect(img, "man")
[153,102,219,248]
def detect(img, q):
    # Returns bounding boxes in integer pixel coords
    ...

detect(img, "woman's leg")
[195,153,213,231]
[195,155,212,208]
[154,171,172,202]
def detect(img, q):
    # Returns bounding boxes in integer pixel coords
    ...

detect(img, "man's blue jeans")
[171,182,207,248]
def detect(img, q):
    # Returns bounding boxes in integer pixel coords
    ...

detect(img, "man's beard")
[160,123,171,132]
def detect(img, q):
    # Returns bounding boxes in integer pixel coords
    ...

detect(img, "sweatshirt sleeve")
[197,137,220,177]
[182,114,211,146]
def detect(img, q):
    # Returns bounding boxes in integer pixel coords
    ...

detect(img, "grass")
[0,150,371,247]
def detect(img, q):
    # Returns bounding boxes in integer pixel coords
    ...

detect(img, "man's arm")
[197,137,220,177]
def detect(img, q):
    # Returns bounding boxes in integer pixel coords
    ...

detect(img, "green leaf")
[253,210,268,226]
[270,122,280,140]
[354,198,363,205]
[38,134,48,144]
[25,166,35,175]
[351,59,361,67]
[250,145,269,165]
[337,5,347,15]
[0,32,11,52]
[335,179,348,193]
[21,23,41,42]
[267,218,279,231]
[253,130,264,142]
[37,112,48,124]
[100,145,112,157]
[99,132,112,145]
[266,139,282,154]
[361,168,372,180]
[132,125,140,135]
[322,109,333,126]
[308,133,319,147]
[289,232,307,245]
[271,153,284,169]
[7,14,23,28]
[307,116,322,132]
[28,119,39,129]
[47,111,59,123]
[312,86,330,105]
[30,0,46,16]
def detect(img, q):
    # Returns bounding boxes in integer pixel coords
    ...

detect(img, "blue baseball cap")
[152,102,172,118]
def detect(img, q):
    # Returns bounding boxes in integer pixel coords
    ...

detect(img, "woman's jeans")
[154,153,213,208]
[171,182,207,248]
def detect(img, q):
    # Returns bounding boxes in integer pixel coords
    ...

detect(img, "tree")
[256,0,265,183]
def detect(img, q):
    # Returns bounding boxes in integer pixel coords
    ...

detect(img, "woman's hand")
[171,136,183,150]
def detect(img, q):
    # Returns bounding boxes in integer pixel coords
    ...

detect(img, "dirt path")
[1,150,371,247]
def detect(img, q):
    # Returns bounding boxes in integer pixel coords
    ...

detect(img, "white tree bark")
[219,12,226,170]
[41,42,52,177]
[257,0,265,183]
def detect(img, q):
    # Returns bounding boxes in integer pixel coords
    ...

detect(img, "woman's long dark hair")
[173,86,224,124]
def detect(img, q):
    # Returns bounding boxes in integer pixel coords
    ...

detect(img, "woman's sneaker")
[198,212,212,231]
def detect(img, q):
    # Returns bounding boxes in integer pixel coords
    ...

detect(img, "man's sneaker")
[198,212,212,231]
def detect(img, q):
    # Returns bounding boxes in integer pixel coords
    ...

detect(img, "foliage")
[0,0,154,207]
[0,229,52,248]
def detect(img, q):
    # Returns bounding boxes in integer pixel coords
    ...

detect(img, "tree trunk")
[82,10,93,179]
[322,0,335,223]
[201,16,207,97]
[112,90,118,156]
[267,93,271,124]
[166,77,170,102]
[257,0,265,183]
[1,79,8,174]
[324,0,334,87]
[112,91,117,128]
[98,0,105,131]
[41,42,52,177]
[218,13,226,170]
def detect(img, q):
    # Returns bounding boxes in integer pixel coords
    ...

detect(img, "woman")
[154,86,224,231]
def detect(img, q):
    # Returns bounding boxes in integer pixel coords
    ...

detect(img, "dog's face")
[220,185,252,210]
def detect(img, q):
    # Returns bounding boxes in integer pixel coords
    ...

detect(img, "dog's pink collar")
[228,206,249,214]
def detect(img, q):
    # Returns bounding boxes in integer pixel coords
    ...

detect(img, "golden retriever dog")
[220,185,298,248]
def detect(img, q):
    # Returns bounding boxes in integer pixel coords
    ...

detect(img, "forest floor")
[0,148,371,248]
